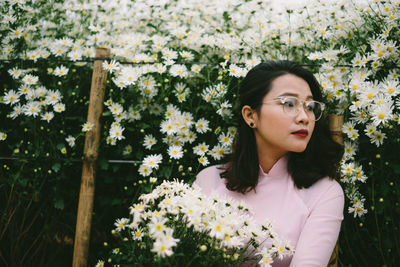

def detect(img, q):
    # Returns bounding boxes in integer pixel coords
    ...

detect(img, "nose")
[295,105,309,124]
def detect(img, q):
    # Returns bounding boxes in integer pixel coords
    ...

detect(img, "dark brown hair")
[220,60,343,193]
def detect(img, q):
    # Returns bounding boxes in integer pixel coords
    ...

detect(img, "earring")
[249,122,254,127]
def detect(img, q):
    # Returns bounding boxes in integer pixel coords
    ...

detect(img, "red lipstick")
[292,129,308,137]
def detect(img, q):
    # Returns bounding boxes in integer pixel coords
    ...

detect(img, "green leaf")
[56,143,64,150]
[159,166,172,179]
[52,163,61,173]
[54,198,64,210]
[99,158,109,170]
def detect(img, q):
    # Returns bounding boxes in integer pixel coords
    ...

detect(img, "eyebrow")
[277,92,314,99]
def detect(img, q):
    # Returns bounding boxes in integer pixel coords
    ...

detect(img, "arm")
[290,182,344,267]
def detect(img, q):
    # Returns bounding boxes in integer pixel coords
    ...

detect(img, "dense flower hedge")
[0,0,399,266]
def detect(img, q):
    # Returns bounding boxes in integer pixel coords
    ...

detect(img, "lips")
[292,129,309,137]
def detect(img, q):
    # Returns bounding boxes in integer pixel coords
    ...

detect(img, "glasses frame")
[262,96,326,121]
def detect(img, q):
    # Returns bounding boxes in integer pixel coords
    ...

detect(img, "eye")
[305,101,315,111]
[281,97,296,108]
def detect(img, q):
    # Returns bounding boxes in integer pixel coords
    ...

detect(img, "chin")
[291,146,307,153]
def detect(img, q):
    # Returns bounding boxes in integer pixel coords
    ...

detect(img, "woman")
[195,60,344,266]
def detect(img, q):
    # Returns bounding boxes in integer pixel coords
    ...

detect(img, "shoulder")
[313,177,344,198]
[310,177,343,195]
[194,165,225,195]
[299,177,344,211]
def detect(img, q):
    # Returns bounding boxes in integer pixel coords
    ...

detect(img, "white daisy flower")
[109,125,125,140]
[82,122,94,132]
[65,135,76,147]
[168,145,183,159]
[3,90,20,105]
[24,101,41,117]
[102,60,120,74]
[53,103,65,113]
[41,112,54,122]
[143,134,157,150]
[114,218,130,232]
[142,154,163,169]
[53,65,69,77]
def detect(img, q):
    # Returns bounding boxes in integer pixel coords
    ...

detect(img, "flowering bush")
[0,0,399,266]
[97,180,293,266]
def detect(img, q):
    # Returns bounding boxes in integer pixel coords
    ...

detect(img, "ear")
[241,105,257,127]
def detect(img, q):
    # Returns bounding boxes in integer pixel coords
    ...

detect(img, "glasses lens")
[308,101,323,121]
[281,97,298,116]
[280,97,324,121]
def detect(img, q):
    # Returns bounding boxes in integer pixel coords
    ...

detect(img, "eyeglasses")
[262,96,325,121]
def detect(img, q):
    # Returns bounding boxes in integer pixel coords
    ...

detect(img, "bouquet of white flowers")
[97,180,293,266]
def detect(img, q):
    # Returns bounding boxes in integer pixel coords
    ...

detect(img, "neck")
[257,149,287,174]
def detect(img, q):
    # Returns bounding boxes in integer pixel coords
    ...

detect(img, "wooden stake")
[329,114,344,145]
[72,47,110,267]
[327,114,344,267]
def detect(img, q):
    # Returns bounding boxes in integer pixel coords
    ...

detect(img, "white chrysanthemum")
[114,218,129,232]
[45,90,62,105]
[195,118,210,134]
[10,104,23,119]
[142,154,163,169]
[102,60,120,74]
[68,50,83,61]
[109,125,125,140]
[24,101,41,117]
[343,140,356,157]
[120,66,141,85]
[132,227,144,241]
[53,65,69,77]
[41,112,54,122]
[162,48,178,61]
[209,144,226,160]
[143,134,157,149]
[179,50,194,61]
[151,237,175,258]
[198,156,209,166]
[65,135,76,147]
[370,103,393,126]
[138,164,152,177]
[257,247,273,267]
[191,64,203,73]
[148,216,168,238]
[216,101,232,118]
[108,103,123,115]
[168,145,183,159]
[3,90,20,105]
[160,120,178,135]
[370,130,386,147]
[82,122,94,132]
[348,202,367,218]
[8,67,23,79]
[219,132,233,147]
[169,64,188,78]
[0,132,7,141]
[22,74,39,85]
[193,142,209,156]
[53,103,65,113]
[228,64,245,77]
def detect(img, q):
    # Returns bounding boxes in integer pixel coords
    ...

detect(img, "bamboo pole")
[72,47,110,267]
[327,114,344,267]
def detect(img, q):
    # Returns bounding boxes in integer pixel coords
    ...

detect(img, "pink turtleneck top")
[194,155,344,267]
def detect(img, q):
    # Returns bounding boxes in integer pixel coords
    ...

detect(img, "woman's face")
[252,74,316,158]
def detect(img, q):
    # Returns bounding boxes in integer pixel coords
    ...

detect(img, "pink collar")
[258,154,289,178]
